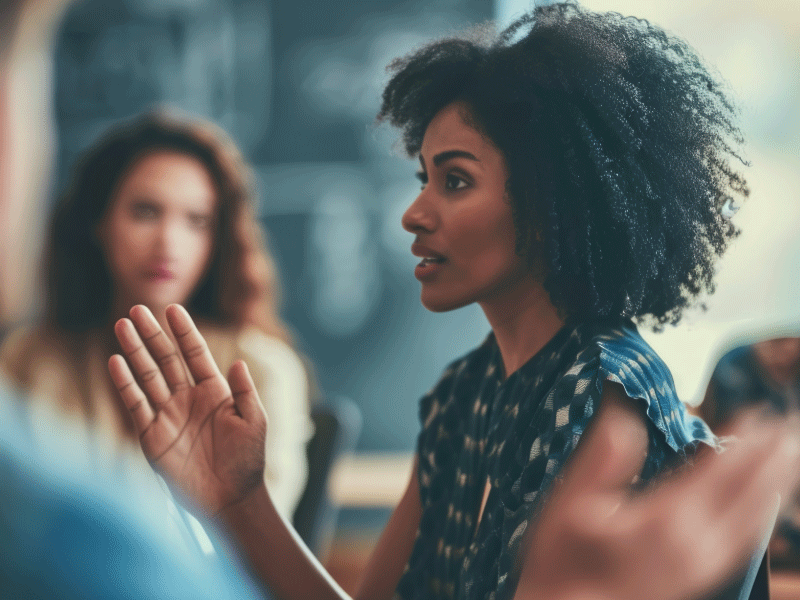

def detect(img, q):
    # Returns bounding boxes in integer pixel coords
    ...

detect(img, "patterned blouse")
[394,319,716,600]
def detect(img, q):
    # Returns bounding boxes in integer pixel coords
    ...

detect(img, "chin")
[419,289,472,313]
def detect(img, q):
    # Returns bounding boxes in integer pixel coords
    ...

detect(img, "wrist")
[216,481,273,534]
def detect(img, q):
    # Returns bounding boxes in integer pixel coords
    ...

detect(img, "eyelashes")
[445,173,468,190]
[414,171,470,191]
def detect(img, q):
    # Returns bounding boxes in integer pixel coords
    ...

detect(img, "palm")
[108,304,267,516]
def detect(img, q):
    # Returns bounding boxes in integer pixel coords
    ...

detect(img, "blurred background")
[41,0,800,586]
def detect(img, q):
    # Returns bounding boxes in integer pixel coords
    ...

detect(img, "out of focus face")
[752,337,800,384]
[401,102,531,312]
[99,150,218,314]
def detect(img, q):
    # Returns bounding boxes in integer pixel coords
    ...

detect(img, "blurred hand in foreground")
[108,304,268,516]
[515,410,800,600]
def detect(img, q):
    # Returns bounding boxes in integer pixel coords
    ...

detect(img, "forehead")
[420,102,496,159]
[117,150,218,209]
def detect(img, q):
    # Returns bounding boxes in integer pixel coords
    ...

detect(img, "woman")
[108,3,751,599]
[0,109,313,519]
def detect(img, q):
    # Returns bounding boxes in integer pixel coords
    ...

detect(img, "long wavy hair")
[379,2,748,328]
[45,108,293,345]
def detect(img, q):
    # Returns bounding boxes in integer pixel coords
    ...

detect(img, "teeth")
[420,257,445,266]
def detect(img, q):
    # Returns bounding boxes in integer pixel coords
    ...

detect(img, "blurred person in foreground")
[108,3,795,600]
[700,335,800,570]
[0,109,313,521]
[0,1,798,599]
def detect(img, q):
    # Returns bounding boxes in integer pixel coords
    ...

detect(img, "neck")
[479,278,564,380]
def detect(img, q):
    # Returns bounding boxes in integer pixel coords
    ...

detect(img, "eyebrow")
[432,150,480,166]
[417,150,481,170]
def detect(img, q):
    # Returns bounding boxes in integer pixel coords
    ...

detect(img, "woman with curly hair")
[0,109,313,520]
[106,3,754,599]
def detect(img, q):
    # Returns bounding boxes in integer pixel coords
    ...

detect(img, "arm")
[220,456,421,600]
[354,456,422,600]
[108,304,418,600]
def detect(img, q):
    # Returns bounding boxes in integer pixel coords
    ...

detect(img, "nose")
[401,190,438,234]
[155,218,182,259]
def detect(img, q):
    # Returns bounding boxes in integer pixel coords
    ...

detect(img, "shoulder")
[1,326,45,364]
[589,321,715,454]
[0,326,72,386]
[543,321,713,456]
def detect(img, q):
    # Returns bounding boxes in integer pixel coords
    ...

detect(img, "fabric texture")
[396,320,716,600]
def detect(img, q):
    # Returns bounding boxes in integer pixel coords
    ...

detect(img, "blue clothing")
[707,345,800,420]
[0,377,263,600]
[396,320,718,600]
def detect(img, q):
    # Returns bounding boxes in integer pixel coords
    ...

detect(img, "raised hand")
[515,410,800,600]
[108,304,267,516]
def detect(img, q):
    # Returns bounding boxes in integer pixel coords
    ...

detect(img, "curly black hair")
[378,1,748,328]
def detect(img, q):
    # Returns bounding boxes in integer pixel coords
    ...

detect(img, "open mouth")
[419,256,446,266]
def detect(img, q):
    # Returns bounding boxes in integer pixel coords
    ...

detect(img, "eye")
[415,171,428,190]
[445,173,468,190]
[130,202,158,219]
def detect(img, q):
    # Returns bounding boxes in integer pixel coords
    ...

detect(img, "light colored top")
[0,324,313,520]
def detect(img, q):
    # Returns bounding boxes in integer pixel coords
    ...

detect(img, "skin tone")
[752,337,800,389]
[98,150,218,330]
[403,102,564,376]
[107,103,651,600]
[2,11,797,594]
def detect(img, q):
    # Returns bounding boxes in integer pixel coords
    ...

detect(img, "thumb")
[228,360,265,426]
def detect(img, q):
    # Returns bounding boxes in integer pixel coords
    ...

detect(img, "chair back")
[292,395,362,559]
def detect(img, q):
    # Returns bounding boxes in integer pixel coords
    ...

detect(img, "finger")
[701,456,788,592]
[127,305,191,393]
[165,304,223,385]
[114,317,172,406]
[687,418,797,528]
[228,360,266,426]
[108,354,155,436]
[725,427,800,520]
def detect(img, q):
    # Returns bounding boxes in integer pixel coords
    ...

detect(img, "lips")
[410,242,447,263]
[146,266,176,281]
[411,242,447,281]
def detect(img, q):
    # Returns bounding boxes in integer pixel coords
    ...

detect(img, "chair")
[292,395,362,559]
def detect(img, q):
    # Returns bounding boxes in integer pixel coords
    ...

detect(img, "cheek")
[456,206,518,275]
[106,220,152,264]
[185,230,216,276]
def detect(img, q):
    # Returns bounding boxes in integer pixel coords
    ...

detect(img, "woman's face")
[99,150,218,313]
[402,102,530,312]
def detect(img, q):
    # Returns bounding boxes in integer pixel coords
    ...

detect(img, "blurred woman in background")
[0,109,313,519]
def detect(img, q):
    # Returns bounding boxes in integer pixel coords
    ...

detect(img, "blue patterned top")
[395,319,716,600]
